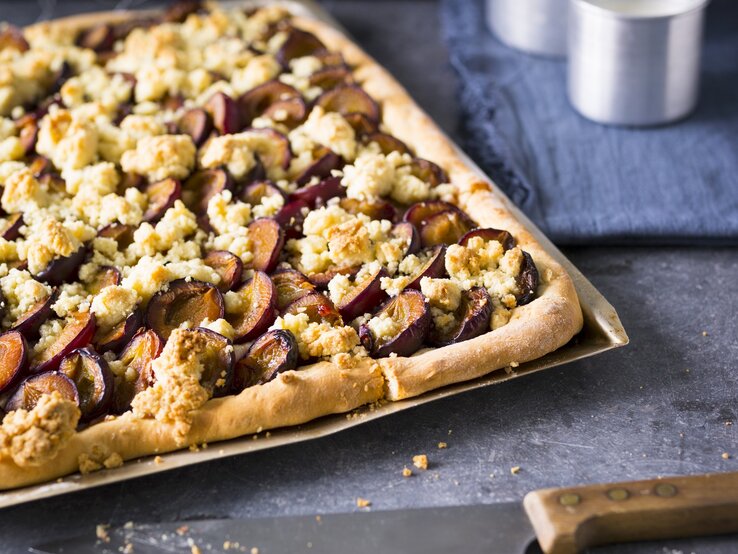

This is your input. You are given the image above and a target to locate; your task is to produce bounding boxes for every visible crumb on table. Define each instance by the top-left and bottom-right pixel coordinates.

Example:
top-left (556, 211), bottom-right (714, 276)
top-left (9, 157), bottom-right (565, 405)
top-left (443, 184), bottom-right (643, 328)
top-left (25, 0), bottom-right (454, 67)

top-left (402, 466), bottom-right (413, 477)
top-left (510, 466), bottom-right (521, 475)
top-left (356, 497), bottom-right (371, 508)
top-left (412, 454), bottom-right (428, 470)
top-left (437, 442), bottom-right (447, 449)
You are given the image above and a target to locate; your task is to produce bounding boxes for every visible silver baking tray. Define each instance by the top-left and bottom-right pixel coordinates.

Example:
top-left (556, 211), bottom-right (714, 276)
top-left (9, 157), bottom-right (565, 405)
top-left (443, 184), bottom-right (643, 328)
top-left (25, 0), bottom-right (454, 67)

top-left (0, 0), bottom-right (627, 509)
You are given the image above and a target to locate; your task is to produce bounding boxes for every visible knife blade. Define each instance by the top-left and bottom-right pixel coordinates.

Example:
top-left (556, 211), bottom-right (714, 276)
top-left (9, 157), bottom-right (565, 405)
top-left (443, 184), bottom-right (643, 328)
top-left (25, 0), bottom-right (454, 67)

top-left (32, 471), bottom-right (738, 554)
top-left (31, 503), bottom-right (539, 554)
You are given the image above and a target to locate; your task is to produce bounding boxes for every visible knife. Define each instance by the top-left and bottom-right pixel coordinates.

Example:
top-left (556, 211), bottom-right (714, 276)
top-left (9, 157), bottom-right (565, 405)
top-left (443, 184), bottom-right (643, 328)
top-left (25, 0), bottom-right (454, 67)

top-left (32, 471), bottom-right (738, 554)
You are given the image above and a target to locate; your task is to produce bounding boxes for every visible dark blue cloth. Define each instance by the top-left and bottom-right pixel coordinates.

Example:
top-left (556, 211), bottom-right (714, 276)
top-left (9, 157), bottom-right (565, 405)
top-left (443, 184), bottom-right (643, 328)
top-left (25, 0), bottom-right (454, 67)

top-left (439, 0), bottom-right (738, 245)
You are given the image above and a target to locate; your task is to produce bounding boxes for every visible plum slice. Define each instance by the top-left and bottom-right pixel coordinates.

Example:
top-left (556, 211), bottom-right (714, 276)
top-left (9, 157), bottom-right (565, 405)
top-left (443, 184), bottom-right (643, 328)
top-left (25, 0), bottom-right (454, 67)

top-left (295, 149), bottom-right (342, 187)
top-left (178, 108), bottom-right (213, 147)
top-left (94, 309), bottom-right (142, 354)
top-left (241, 129), bottom-right (292, 172)
top-left (76, 23), bottom-right (114, 52)
top-left (344, 113), bottom-right (378, 136)
top-left (204, 92), bottom-right (241, 135)
top-left (309, 66), bottom-right (352, 90)
top-left (284, 291), bottom-right (342, 326)
top-left (36, 246), bottom-right (87, 287)
top-left (276, 29), bottom-right (327, 67)
top-left (392, 221), bottom-right (420, 256)
top-left (516, 251), bottom-right (539, 306)
top-left (238, 180), bottom-right (286, 206)
top-left (5, 372), bottom-right (79, 413)
top-left (203, 250), bottom-right (243, 291)
top-left (271, 268), bottom-right (316, 310)
top-left (335, 268), bottom-right (388, 322)
top-left (87, 266), bottom-right (122, 295)
top-left (193, 328), bottom-right (234, 397)
top-left (98, 223), bottom-right (135, 250)
top-left (408, 158), bottom-right (449, 187)
top-left (146, 279), bottom-right (224, 340)
top-left (403, 200), bottom-right (464, 229)
top-left (31, 311), bottom-right (96, 374)
top-left (459, 228), bottom-right (515, 252)
top-left (117, 171), bottom-right (144, 193)
top-left (429, 287), bottom-right (492, 347)
top-left (183, 168), bottom-right (232, 216)
top-left (339, 198), bottom-right (397, 222)
top-left (111, 329), bottom-right (162, 413)
top-left (315, 85), bottom-right (380, 123)
top-left (420, 210), bottom-right (474, 247)
top-left (246, 218), bottom-right (284, 273)
top-left (359, 289), bottom-right (431, 358)
top-left (262, 97), bottom-right (307, 129)
top-left (233, 330), bottom-right (298, 391)
top-left (11, 288), bottom-right (58, 338)
top-left (238, 81), bottom-right (301, 127)
top-left (58, 347), bottom-right (113, 421)
top-left (0, 24), bottom-right (29, 52)
top-left (143, 178), bottom-right (182, 223)
top-left (289, 176), bottom-right (345, 209)
top-left (274, 199), bottom-right (309, 239)
top-left (307, 265), bottom-right (359, 289)
top-left (226, 271), bottom-right (277, 343)
top-left (365, 132), bottom-right (411, 156)
top-left (1, 214), bottom-right (23, 241)
top-left (405, 245), bottom-right (447, 289)
top-left (0, 331), bottom-right (28, 395)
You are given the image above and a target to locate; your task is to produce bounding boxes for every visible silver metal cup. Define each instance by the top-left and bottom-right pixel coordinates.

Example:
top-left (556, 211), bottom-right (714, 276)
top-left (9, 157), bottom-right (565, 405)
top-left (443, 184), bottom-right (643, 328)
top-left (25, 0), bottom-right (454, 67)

top-left (568, 0), bottom-right (710, 126)
top-left (486, 0), bottom-right (569, 57)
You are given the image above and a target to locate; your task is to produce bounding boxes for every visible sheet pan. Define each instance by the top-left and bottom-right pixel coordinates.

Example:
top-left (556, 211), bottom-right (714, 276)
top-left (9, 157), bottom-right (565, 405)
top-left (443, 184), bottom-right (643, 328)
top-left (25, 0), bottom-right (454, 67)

top-left (0, 0), bottom-right (628, 509)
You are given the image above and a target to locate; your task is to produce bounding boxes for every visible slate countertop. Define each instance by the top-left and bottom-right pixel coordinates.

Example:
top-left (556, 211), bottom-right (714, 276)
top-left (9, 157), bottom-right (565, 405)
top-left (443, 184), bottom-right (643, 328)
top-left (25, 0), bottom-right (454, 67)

top-left (3, 1), bottom-right (738, 553)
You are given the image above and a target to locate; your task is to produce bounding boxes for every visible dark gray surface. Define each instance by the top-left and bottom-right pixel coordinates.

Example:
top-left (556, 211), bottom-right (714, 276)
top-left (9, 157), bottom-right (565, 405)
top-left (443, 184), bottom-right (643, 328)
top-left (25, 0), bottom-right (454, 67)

top-left (2, 1), bottom-right (738, 553)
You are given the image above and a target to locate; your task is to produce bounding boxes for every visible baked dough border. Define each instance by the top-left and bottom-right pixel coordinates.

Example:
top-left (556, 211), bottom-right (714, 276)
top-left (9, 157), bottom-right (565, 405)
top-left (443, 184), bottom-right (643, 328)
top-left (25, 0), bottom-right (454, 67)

top-left (0, 5), bottom-right (582, 490)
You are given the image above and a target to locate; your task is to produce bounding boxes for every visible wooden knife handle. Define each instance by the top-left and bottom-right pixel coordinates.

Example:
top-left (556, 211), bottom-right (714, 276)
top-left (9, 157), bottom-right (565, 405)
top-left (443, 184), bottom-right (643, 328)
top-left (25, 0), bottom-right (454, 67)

top-left (523, 471), bottom-right (738, 554)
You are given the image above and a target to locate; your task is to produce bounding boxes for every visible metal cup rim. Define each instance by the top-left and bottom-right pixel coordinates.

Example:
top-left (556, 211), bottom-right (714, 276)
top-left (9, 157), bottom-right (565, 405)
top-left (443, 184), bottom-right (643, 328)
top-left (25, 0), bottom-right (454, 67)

top-left (571, 0), bottom-right (711, 21)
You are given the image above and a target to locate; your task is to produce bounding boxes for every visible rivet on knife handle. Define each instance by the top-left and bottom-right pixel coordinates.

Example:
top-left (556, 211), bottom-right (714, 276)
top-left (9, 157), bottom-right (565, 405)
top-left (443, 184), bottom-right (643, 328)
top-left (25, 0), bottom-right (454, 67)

top-left (522, 471), bottom-right (738, 554)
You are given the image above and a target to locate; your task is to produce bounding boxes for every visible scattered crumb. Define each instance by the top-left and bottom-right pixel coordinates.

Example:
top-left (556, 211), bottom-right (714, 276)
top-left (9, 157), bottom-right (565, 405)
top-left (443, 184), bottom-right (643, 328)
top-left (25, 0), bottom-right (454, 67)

top-left (176, 525), bottom-right (189, 536)
top-left (123, 521), bottom-right (134, 529)
top-left (489, 473), bottom-right (495, 479)
top-left (251, 548), bottom-right (260, 554)
top-left (265, 432), bottom-right (272, 438)
top-left (447, 429), bottom-right (452, 435)
top-left (510, 466), bottom-right (521, 475)
top-left (702, 331), bottom-right (708, 336)
top-left (453, 479), bottom-right (459, 486)
top-left (154, 456), bottom-right (164, 465)
top-left (413, 454), bottom-right (428, 470)
top-left (96, 524), bottom-right (110, 543)
top-left (402, 466), bottom-right (413, 477)
top-left (122, 543), bottom-right (134, 554)
top-left (219, 449), bottom-right (225, 455)
top-left (509, 361), bottom-right (519, 368)
top-left (191, 546), bottom-right (201, 554)
top-left (726, 421), bottom-right (733, 426)
top-left (188, 444), bottom-right (199, 452)
top-left (315, 515), bottom-right (322, 523)
top-left (356, 497), bottom-right (371, 508)
top-left (307, 542), bottom-right (313, 548)
top-left (437, 442), bottom-right (447, 449)
top-left (201, 442), bottom-right (208, 449)
top-left (722, 452), bottom-right (731, 460)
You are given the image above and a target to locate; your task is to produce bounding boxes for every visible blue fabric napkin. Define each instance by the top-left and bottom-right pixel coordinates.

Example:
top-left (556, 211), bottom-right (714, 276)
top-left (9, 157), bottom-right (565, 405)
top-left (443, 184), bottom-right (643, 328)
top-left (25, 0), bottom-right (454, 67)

top-left (439, 0), bottom-right (738, 245)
